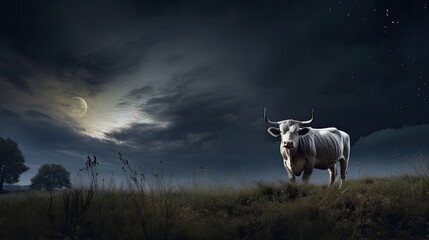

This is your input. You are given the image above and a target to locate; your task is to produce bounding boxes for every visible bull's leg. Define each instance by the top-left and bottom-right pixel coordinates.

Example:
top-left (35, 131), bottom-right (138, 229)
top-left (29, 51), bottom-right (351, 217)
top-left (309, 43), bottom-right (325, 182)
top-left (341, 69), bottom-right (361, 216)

top-left (287, 168), bottom-right (296, 183)
top-left (339, 158), bottom-right (348, 189)
top-left (283, 159), bottom-right (295, 183)
top-left (327, 165), bottom-right (337, 187)
top-left (302, 158), bottom-right (315, 183)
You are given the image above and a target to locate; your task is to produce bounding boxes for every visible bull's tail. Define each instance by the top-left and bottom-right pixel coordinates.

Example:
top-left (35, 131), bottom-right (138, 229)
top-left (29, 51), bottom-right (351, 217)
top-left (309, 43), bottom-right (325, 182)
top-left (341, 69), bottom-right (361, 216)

top-left (339, 134), bottom-right (350, 189)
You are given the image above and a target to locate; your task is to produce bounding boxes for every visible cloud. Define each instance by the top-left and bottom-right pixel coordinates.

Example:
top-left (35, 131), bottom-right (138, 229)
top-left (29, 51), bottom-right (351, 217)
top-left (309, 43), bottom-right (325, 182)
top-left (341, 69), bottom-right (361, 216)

top-left (64, 37), bottom-right (156, 87)
top-left (124, 86), bottom-right (153, 100)
top-left (0, 0), bottom-right (168, 98)
top-left (0, 53), bottom-right (37, 94)
top-left (108, 90), bottom-right (240, 153)
top-left (105, 63), bottom-right (260, 153)
top-left (24, 109), bottom-right (53, 120)
top-left (352, 124), bottom-right (429, 161)
top-left (164, 54), bottom-right (184, 66)
top-left (0, 107), bottom-right (123, 160)
top-left (0, 107), bottom-right (22, 124)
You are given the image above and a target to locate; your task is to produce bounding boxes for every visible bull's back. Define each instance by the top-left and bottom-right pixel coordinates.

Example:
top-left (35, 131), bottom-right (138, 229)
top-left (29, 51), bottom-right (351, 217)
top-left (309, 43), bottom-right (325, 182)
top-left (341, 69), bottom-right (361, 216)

top-left (312, 128), bottom-right (347, 169)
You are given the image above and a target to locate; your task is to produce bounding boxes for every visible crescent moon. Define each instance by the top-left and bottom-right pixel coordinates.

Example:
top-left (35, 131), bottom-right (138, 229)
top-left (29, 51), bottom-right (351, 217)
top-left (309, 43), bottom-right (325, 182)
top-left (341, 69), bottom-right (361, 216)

top-left (67, 97), bottom-right (88, 118)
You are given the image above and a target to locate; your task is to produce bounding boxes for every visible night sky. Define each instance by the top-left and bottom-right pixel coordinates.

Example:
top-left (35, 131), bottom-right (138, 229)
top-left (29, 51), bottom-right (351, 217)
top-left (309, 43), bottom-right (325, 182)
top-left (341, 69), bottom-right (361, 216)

top-left (1, 0), bottom-right (428, 186)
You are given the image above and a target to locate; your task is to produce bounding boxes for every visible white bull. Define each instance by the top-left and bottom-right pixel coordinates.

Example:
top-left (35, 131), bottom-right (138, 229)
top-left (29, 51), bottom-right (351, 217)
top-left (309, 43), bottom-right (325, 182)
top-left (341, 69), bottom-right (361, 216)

top-left (264, 108), bottom-right (350, 189)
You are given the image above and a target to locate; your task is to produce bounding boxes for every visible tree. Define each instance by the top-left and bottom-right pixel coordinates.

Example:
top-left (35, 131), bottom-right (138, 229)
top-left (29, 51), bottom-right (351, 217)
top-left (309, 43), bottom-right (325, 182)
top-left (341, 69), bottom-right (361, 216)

top-left (0, 137), bottom-right (29, 192)
top-left (31, 164), bottom-right (71, 190)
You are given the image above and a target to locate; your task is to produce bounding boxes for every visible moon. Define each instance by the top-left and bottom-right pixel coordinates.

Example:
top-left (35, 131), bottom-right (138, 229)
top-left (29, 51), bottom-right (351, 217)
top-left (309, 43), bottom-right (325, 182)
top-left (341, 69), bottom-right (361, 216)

top-left (67, 97), bottom-right (88, 118)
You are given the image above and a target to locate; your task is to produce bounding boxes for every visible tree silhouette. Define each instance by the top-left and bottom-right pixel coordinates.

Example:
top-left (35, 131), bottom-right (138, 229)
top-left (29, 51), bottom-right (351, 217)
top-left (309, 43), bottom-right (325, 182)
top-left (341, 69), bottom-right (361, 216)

top-left (31, 164), bottom-right (71, 190)
top-left (0, 137), bottom-right (29, 192)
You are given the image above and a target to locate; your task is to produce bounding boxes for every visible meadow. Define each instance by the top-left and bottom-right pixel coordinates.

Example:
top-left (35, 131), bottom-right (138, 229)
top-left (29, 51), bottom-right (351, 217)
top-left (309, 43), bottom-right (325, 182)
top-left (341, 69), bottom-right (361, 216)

top-left (1, 174), bottom-right (428, 239)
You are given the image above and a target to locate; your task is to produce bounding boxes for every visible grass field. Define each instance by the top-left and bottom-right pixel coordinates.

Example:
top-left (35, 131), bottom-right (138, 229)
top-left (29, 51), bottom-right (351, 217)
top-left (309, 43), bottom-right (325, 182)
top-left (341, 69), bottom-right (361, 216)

top-left (1, 175), bottom-right (428, 239)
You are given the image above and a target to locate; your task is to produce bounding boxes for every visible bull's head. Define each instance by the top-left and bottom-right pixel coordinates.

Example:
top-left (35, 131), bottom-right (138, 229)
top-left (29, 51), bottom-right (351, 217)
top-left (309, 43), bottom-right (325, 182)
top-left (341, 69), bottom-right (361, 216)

top-left (264, 108), bottom-right (314, 150)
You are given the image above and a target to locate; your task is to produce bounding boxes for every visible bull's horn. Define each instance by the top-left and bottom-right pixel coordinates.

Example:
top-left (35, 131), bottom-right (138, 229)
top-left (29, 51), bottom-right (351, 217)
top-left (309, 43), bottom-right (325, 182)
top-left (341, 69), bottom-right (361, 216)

top-left (264, 107), bottom-right (279, 126)
top-left (300, 109), bottom-right (314, 125)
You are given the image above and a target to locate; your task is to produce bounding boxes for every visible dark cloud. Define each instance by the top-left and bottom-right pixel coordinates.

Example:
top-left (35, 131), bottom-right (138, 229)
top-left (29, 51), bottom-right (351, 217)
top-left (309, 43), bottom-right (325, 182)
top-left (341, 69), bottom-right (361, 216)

top-left (0, 107), bottom-right (22, 122)
top-left (0, 56), bottom-right (33, 93)
top-left (116, 102), bottom-right (132, 108)
top-left (63, 38), bottom-right (156, 87)
top-left (345, 124), bottom-right (429, 179)
top-left (168, 65), bottom-right (213, 90)
top-left (240, 0), bottom-right (429, 144)
top-left (109, 91), bottom-right (240, 153)
top-left (1, 108), bottom-right (93, 152)
top-left (0, 0), bottom-right (163, 95)
top-left (24, 110), bottom-right (53, 120)
top-left (353, 124), bottom-right (429, 161)
top-left (164, 54), bottom-right (184, 66)
top-left (125, 86), bottom-right (153, 99)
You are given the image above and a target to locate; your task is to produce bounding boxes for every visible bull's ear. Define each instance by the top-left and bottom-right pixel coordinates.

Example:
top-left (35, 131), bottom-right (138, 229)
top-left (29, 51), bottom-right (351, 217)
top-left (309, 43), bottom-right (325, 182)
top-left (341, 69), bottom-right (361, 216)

top-left (298, 127), bottom-right (310, 136)
top-left (267, 127), bottom-right (280, 137)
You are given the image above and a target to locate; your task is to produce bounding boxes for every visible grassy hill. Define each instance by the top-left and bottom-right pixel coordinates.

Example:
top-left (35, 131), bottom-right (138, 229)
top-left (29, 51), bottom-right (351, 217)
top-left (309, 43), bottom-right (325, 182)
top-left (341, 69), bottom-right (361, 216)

top-left (0, 176), bottom-right (428, 239)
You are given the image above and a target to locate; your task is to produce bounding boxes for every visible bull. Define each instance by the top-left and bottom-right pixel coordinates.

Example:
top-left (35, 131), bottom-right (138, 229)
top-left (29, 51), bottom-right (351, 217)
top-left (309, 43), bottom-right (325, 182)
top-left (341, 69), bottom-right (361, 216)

top-left (264, 108), bottom-right (350, 189)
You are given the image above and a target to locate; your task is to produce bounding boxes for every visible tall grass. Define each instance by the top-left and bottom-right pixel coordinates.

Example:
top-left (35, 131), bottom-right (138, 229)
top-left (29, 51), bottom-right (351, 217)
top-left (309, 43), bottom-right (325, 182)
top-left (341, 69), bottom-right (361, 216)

top-left (1, 152), bottom-right (429, 239)
top-left (118, 152), bottom-right (175, 240)
top-left (1, 176), bottom-right (428, 239)
top-left (409, 151), bottom-right (429, 177)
